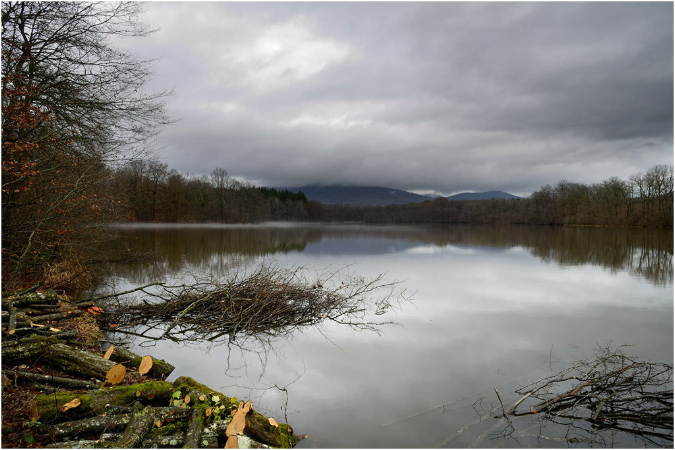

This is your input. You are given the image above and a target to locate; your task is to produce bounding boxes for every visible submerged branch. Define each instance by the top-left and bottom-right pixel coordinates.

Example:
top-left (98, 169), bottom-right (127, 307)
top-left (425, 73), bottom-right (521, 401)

top-left (499, 344), bottom-right (673, 446)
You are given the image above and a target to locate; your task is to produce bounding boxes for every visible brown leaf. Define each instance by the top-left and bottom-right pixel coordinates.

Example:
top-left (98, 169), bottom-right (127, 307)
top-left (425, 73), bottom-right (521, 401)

top-left (155, 420), bottom-right (162, 428)
top-left (103, 346), bottom-right (114, 360)
top-left (29, 400), bottom-right (40, 421)
top-left (225, 435), bottom-right (238, 449)
top-left (268, 418), bottom-right (278, 427)
top-left (147, 391), bottom-right (156, 400)
top-left (105, 364), bottom-right (126, 386)
top-left (184, 395), bottom-right (191, 404)
top-left (138, 355), bottom-right (153, 375)
top-left (60, 398), bottom-right (81, 412)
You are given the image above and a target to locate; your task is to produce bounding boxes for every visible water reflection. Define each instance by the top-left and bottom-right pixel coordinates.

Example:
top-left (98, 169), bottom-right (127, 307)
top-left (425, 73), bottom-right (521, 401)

top-left (102, 224), bottom-right (673, 286)
top-left (94, 223), bottom-right (673, 448)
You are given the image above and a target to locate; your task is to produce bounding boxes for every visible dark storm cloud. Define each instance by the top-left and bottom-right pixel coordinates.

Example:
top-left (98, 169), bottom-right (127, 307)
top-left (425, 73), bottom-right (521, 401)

top-left (135, 2), bottom-right (673, 197)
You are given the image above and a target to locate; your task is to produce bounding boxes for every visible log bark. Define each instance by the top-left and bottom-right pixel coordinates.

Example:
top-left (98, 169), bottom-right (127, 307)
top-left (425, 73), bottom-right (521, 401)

top-left (28, 310), bottom-right (83, 323)
top-left (3, 328), bottom-right (77, 340)
top-left (45, 343), bottom-right (115, 380)
top-left (2, 297), bottom-right (17, 332)
top-left (2, 291), bottom-right (59, 307)
top-left (114, 405), bottom-right (157, 448)
top-left (1, 335), bottom-right (59, 364)
top-left (52, 413), bottom-right (131, 438)
top-left (3, 370), bottom-right (99, 390)
top-left (183, 407), bottom-right (205, 448)
top-left (141, 435), bottom-right (185, 448)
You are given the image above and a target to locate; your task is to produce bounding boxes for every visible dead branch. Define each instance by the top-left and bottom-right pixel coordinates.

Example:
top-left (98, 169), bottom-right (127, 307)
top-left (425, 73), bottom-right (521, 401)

top-left (501, 345), bottom-right (673, 446)
top-left (102, 262), bottom-right (410, 346)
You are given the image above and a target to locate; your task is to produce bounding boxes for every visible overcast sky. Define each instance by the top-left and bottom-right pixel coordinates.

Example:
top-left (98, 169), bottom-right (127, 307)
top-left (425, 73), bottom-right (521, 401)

top-left (131, 2), bottom-right (673, 197)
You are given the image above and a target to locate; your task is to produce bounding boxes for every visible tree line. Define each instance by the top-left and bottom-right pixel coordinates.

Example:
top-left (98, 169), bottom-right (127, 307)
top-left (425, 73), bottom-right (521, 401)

top-left (107, 161), bottom-right (321, 224)
top-left (107, 161), bottom-right (673, 229)
top-left (316, 165), bottom-right (673, 228)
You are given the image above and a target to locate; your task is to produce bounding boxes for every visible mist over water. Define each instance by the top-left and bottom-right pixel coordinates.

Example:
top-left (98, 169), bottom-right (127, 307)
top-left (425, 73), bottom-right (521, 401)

top-left (97, 224), bottom-right (673, 448)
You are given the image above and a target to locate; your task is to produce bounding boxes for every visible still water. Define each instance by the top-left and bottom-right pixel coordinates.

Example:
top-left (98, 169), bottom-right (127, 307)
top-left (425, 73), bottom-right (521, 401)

top-left (97, 224), bottom-right (673, 448)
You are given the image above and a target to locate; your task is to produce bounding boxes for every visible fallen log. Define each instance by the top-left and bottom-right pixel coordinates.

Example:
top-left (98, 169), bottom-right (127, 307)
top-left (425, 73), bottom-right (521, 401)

top-left (114, 405), bottom-right (157, 448)
top-left (36, 381), bottom-right (176, 422)
top-left (2, 291), bottom-right (59, 307)
top-left (2, 335), bottom-right (60, 365)
top-left (28, 310), bottom-right (83, 323)
top-left (2, 335), bottom-right (118, 381)
top-left (3, 370), bottom-right (99, 391)
top-left (46, 343), bottom-right (115, 381)
top-left (2, 328), bottom-right (78, 341)
top-left (52, 412), bottom-right (131, 438)
top-left (106, 346), bottom-right (175, 378)
top-left (2, 297), bottom-right (18, 333)
top-left (183, 407), bottom-right (205, 448)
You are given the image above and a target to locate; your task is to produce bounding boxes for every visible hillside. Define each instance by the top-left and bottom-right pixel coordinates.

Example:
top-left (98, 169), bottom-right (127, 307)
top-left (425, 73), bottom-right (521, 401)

top-left (446, 191), bottom-right (521, 201)
top-left (284, 186), bottom-right (519, 206)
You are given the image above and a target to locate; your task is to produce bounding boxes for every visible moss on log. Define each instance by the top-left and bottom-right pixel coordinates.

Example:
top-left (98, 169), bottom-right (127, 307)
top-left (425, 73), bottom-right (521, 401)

top-left (2, 291), bottom-right (59, 307)
top-left (2, 335), bottom-right (60, 364)
top-left (36, 381), bottom-right (175, 422)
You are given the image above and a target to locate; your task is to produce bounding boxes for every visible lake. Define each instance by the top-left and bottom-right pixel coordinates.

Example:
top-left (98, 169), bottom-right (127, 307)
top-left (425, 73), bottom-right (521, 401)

top-left (96, 223), bottom-right (673, 448)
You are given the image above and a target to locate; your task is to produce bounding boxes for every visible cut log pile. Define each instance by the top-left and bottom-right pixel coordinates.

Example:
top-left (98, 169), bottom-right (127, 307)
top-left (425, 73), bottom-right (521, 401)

top-left (24, 377), bottom-right (299, 448)
top-left (2, 290), bottom-right (96, 337)
top-left (1, 290), bottom-right (301, 448)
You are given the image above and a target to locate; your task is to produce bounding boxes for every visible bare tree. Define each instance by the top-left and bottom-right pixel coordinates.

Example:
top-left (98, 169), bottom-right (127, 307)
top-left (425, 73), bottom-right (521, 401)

top-left (2, 2), bottom-right (171, 285)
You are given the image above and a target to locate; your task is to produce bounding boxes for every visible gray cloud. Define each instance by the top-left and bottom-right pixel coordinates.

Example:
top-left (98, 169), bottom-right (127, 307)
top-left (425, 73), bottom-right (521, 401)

top-left (134, 2), bottom-right (673, 197)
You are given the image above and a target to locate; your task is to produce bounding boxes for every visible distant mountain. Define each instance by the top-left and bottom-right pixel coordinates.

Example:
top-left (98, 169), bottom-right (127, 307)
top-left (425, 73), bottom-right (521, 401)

top-left (282, 186), bottom-right (520, 206)
top-left (446, 191), bottom-right (520, 201)
top-left (283, 186), bottom-right (430, 206)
